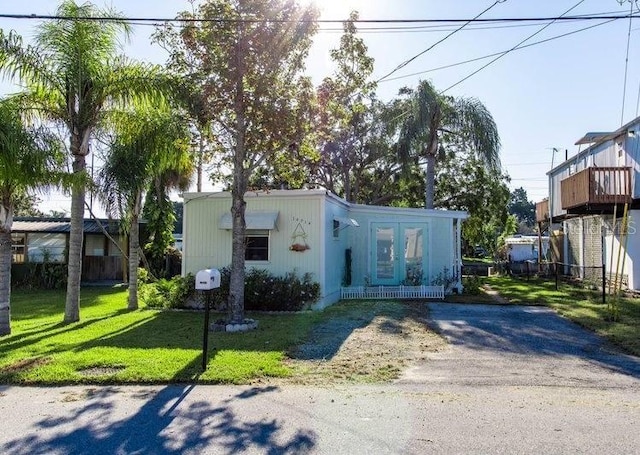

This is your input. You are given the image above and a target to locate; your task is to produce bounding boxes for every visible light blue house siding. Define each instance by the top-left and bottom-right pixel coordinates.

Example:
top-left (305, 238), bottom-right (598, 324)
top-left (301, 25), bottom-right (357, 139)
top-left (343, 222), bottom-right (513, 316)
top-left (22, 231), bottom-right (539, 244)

top-left (182, 190), bottom-right (467, 308)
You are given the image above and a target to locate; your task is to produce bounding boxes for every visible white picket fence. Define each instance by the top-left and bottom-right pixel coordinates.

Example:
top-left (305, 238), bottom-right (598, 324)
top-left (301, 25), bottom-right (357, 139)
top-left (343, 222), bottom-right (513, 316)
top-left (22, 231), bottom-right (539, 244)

top-left (340, 285), bottom-right (445, 300)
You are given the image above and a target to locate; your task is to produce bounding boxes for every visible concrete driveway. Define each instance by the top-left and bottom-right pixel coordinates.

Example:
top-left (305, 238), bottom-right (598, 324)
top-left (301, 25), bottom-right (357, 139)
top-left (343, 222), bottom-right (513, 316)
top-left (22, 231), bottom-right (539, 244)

top-left (401, 303), bottom-right (640, 387)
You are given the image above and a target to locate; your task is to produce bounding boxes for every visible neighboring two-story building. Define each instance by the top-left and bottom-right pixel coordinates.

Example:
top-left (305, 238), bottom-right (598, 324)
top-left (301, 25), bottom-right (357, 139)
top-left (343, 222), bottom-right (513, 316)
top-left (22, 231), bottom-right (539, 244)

top-left (536, 116), bottom-right (640, 289)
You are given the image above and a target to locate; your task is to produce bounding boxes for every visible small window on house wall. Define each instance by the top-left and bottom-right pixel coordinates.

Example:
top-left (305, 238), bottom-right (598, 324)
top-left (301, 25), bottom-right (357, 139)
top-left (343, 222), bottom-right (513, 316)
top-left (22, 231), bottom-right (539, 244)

top-left (333, 220), bottom-right (340, 239)
top-left (85, 234), bottom-right (105, 256)
top-left (11, 233), bottom-right (26, 263)
top-left (245, 230), bottom-right (269, 261)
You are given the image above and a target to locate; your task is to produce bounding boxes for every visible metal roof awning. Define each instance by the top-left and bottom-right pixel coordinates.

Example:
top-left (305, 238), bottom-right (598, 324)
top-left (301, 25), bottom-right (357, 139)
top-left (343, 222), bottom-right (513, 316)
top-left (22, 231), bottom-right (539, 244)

top-left (333, 216), bottom-right (359, 227)
top-left (218, 211), bottom-right (279, 230)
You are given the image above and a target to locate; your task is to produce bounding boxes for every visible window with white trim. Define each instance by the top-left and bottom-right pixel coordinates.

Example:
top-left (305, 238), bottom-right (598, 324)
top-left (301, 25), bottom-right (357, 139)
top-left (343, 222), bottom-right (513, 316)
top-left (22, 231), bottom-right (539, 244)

top-left (245, 230), bottom-right (269, 261)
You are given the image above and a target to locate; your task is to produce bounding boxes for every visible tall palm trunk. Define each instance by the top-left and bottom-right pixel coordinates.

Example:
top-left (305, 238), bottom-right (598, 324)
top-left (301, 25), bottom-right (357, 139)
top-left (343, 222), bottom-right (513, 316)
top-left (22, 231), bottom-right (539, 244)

top-left (64, 148), bottom-right (86, 323)
top-left (0, 228), bottom-right (11, 336)
top-left (424, 109), bottom-right (441, 210)
top-left (425, 152), bottom-right (436, 210)
top-left (128, 194), bottom-right (141, 310)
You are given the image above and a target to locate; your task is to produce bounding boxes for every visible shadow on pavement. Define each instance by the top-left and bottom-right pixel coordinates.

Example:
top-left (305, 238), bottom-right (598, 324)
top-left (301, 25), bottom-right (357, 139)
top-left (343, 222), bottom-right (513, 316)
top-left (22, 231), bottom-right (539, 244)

top-left (1, 384), bottom-right (316, 454)
top-left (429, 303), bottom-right (640, 380)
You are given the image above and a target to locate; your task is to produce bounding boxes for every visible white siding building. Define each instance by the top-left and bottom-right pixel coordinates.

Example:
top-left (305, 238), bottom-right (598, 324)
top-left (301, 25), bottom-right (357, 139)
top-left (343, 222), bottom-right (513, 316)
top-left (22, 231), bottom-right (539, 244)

top-left (182, 190), bottom-right (467, 308)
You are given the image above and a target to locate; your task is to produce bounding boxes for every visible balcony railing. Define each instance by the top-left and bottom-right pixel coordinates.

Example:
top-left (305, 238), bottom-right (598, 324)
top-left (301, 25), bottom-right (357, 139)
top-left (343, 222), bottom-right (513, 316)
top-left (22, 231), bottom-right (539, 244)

top-left (535, 199), bottom-right (549, 222)
top-left (560, 167), bottom-right (631, 210)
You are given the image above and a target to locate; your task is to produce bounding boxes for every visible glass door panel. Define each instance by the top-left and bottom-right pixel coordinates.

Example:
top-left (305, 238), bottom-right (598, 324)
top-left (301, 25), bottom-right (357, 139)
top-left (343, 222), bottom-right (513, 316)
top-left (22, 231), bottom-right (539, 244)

top-left (403, 227), bottom-right (424, 285)
top-left (373, 225), bottom-right (397, 284)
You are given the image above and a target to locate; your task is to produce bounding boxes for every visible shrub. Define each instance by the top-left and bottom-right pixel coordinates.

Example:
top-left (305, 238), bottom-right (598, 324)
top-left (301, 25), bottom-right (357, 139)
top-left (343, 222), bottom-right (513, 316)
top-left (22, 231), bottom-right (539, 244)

top-left (462, 275), bottom-right (484, 295)
top-left (12, 262), bottom-right (67, 290)
top-left (139, 273), bottom-right (195, 309)
top-left (142, 267), bottom-right (320, 312)
top-left (213, 267), bottom-right (320, 312)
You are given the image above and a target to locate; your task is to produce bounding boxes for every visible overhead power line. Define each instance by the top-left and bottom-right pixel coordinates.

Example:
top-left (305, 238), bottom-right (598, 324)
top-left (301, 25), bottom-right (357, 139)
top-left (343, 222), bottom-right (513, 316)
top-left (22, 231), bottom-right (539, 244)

top-left (441, 0), bottom-right (589, 94)
top-left (379, 17), bottom-right (617, 83)
top-left (0, 12), bottom-right (638, 24)
top-left (375, 0), bottom-right (507, 83)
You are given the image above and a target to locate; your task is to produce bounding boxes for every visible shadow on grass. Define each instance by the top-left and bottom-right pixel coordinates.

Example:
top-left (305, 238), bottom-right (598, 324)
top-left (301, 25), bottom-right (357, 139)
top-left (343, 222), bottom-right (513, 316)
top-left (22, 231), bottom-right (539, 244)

top-left (0, 309), bottom-right (131, 354)
top-left (1, 380), bottom-right (316, 455)
top-left (10, 287), bottom-right (126, 321)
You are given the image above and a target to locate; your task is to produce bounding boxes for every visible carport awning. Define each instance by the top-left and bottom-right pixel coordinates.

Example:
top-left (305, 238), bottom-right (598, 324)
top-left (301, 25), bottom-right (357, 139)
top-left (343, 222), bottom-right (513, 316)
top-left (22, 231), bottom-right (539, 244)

top-left (218, 211), bottom-right (279, 230)
top-left (334, 216), bottom-right (360, 227)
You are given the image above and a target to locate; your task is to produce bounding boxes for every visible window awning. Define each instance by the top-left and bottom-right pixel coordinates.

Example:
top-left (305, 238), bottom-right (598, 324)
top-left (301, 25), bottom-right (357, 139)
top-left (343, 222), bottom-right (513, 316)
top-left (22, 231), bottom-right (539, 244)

top-left (219, 211), bottom-right (279, 230)
top-left (334, 216), bottom-right (360, 227)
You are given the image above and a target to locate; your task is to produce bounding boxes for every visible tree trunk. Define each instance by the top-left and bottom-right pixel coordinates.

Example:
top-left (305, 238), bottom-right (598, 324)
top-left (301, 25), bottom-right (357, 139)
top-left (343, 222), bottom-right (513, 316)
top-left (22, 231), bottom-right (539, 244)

top-left (64, 149), bottom-right (86, 323)
top-left (228, 36), bottom-right (247, 324)
top-left (0, 228), bottom-right (12, 336)
top-left (424, 111), bottom-right (441, 210)
top-left (425, 153), bottom-right (436, 210)
top-left (128, 198), bottom-right (140, 310)
top-left (197, 134), bottom-right (204, 192)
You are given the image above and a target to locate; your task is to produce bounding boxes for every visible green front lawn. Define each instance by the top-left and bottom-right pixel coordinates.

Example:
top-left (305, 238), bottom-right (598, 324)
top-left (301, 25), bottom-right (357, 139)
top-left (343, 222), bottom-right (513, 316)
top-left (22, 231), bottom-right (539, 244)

top-left (1, 288), bottom-right (321, 385)
top-left (485, 276), bottom-right (640, 356)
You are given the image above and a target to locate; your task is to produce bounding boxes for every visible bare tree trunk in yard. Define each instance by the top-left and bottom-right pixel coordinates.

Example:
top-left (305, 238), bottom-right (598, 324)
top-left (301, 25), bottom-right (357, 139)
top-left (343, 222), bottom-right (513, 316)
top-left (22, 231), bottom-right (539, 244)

top-left (0, 228), bottom-right (12, 336)
top-left (65, 145), bottom-right (87, 323)
top-left (128, 196), bottom-right (141, 310)
top-left (228, 108), bottom-right (247, 323)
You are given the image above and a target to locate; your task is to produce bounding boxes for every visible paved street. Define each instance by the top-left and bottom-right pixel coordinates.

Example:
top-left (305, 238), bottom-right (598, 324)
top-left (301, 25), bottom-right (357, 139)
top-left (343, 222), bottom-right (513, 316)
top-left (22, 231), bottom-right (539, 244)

top-left (1, 304), bottom-right (639, 454)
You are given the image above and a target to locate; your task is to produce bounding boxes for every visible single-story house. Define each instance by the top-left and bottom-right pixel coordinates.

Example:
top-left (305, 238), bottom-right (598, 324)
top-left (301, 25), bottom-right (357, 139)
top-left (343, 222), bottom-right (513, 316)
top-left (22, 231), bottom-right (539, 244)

top-left (11, 217), bottom-right (128, 282)
top-left (181, 190), bottom-right (468, 308)
top-left (505, 235), bottom-right (550, 262)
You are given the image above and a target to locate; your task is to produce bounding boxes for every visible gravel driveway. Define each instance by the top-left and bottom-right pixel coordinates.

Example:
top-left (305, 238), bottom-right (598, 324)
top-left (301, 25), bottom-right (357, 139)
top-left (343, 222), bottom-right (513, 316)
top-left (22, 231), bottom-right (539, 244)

top-left (400, 303), bottom-right (640, 388)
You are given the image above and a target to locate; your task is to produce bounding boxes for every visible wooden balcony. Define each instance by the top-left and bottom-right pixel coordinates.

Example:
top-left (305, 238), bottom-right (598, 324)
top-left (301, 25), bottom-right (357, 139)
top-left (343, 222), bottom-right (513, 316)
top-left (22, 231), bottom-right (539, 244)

top-left (535, 199), bottom-right (549, 222)
top-left (560, 167), bottom-right (632, 211)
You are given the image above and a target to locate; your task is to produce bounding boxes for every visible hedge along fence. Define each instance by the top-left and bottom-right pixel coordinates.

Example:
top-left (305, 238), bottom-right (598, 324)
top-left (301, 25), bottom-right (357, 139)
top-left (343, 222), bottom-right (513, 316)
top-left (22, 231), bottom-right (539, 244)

top-left (139, 267), bottom-right (320, 312)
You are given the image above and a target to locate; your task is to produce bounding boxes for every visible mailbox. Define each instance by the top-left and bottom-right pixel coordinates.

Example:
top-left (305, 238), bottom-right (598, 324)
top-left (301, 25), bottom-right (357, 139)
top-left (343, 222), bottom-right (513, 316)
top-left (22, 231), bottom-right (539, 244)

top-left (195, 268), bottom-right (221, 290)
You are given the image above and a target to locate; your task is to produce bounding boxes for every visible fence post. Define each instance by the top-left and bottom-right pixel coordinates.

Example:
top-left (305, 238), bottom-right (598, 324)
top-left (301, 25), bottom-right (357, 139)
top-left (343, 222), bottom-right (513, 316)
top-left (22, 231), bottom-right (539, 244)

top-left (526, 261), bottom-right (530, 281)
top-left (601, 225), bottom-right (606, 305)
top-left (555, 262), bottom-right (559, 291)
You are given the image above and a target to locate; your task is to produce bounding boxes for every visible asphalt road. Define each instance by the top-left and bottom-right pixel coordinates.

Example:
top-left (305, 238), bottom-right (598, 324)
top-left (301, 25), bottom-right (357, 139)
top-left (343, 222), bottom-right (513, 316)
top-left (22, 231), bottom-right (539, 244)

top-left (1, 304), bottom-right (639, 455)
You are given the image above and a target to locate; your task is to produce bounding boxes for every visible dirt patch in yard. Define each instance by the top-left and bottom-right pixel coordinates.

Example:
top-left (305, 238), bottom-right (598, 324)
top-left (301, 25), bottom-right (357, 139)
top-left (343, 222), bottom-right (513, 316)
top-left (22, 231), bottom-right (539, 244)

top-left (266, 301), bottom-right (446, 385)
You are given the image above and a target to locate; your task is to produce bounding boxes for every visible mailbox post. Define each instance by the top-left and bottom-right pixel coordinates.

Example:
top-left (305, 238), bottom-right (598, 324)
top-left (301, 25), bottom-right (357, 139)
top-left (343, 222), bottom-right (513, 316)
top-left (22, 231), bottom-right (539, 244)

top-left (195, 269), bottom-right (221, 370)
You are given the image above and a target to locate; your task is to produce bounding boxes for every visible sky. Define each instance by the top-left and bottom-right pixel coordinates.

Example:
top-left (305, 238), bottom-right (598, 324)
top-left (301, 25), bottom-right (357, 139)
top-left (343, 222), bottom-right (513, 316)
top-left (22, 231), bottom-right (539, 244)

top-left (1, 0), bottom-right (640, 215)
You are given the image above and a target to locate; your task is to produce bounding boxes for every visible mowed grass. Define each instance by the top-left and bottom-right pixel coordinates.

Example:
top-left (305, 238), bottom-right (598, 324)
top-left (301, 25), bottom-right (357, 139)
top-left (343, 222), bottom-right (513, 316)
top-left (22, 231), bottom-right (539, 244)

top-left (0, 287), bottom-right (322, 385)
top-left (486, 275), bottom-right (640, 356)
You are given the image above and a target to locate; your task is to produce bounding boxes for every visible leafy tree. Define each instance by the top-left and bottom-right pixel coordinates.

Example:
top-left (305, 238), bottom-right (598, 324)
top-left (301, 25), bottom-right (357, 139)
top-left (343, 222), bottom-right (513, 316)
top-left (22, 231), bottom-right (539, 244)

top-left (508, 187), bottom-right (536, 228)
top-left (0, 98), bottom-right (65, 336)
top-left (98, 105), bottom-right (192, 310)
top-left (0, 1), bottom-right (175, 323)
top-left (142, 171), bottom-right (190, 277)
top-left (398, 80), bottom-right (501, 209)
top-left (159, 0), bottom-right (319, 323)
top-left (435, 152), bottom-right (510, 254)
top-left (309, 11), bottom-right (377, 202)
top-left (13, 192), bottom-right (44, 217)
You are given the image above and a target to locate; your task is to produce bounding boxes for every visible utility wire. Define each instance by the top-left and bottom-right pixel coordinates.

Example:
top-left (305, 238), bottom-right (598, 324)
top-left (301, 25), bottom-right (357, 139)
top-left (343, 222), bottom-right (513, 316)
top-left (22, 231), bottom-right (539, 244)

top-left (379, 17), bottom-right (617, 83)
top-left (441, 0), bottom-right (588, 94)
top-left (621, 0), bottom-right (634, 125)
top-left (0, 12), bottom-right (637, 24)
top-left (375, 0), bottom-right (507, 83)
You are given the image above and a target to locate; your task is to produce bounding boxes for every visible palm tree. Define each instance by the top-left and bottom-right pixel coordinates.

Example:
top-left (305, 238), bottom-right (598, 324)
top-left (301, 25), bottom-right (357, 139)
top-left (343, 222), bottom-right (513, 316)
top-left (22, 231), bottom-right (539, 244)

top-left (0, 98), bottom-right (65, 336)
top-left (0, 1), bottom-right (174, 322)
top-left (98, 105), bottom-right (192, 310)
top-left (399, 80), bottom-right (501, 209)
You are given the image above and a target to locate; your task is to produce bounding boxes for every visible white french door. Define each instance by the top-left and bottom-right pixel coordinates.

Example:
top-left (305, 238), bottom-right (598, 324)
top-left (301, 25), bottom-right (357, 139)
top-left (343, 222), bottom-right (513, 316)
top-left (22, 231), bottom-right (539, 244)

top-left (371, 223), bottom-right (428, 285)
